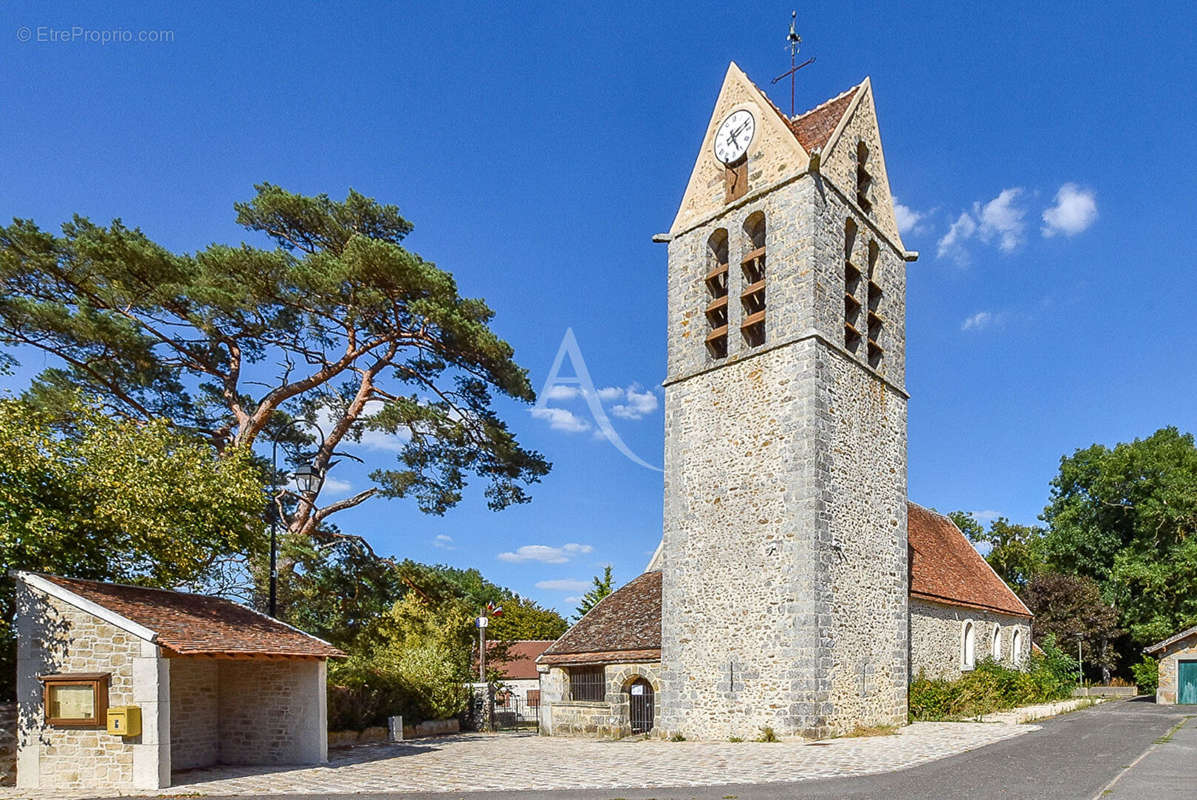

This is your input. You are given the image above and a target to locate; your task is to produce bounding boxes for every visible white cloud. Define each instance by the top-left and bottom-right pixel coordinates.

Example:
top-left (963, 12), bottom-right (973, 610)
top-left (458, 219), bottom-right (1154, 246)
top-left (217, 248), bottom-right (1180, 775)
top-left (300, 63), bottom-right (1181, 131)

top-left (975, 188), bottom-right (1027, 252)
top-left (563, 595), bottom-right (582, 604)
top-left (595, 386), bottom-right (624, 402)
top-left (433, 534), bottom-right (455, 550)
top-left (610, 385), bottom-right (659, 420)
top-left (893, 198), bottom-right (927, 235)
top-left (498, 543), bottom-right (594, 564)
top-left (961, 311), bottom-right (1007, 332)
top-left (1042, 183), bottom-right (1097, 237)
top-left (544, 385), bottom-right (580, 401)
top-left (530, 406), bottom-right (590, 433)
top-left (936, 188), bottom-right (1026, 262)
top-left (973, 509), bottom-right (1002, 523)
top-left (535, 579), bottom-right (591, 592)
top-left (936, 211), bottom-right (978, 262)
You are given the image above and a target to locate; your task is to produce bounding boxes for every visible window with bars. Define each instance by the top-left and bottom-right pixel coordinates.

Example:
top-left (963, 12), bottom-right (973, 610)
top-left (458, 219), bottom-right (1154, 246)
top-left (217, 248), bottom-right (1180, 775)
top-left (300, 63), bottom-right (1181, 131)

top-left (705, 229), bottom-right (729, 359)
top-left (844, 218), bottom-right (862, 352)
top-left (741, 212), bottom-right (766, 348)
top-left (856, 141), bottom-right (873, 214)
top-left (568, 666), bottom-right (606, 702)
top-left (866, 240), bottom-right (883, 368)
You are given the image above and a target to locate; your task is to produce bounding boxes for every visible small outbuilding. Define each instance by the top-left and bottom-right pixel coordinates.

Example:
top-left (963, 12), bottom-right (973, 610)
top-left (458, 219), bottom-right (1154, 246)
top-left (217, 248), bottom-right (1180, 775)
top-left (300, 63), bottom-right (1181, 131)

top-left (1145, 626), bottom-right (1197, 705)
top-left (12, 571), bottom-right (344, 793)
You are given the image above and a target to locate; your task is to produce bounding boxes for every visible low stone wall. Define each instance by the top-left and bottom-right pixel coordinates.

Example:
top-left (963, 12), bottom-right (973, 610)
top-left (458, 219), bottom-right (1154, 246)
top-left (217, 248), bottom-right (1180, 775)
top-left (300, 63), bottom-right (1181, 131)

top-left (978, 696), bottom-right (1102, 724)
top-left (541, 701), bottom-right (614, 736)
top-left (1, 703), bottom-right (16, 786)
top-left (1073, 686), bottom-right (1137, 698)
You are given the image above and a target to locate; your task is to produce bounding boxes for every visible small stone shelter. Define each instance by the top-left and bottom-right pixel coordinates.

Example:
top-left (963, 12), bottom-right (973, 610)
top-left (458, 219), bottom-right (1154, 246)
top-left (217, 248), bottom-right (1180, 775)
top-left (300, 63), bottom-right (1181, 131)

top-left (1145, 626), bottom-right (1197, 705)
top-left (12, 571), bottom-right (344, 792)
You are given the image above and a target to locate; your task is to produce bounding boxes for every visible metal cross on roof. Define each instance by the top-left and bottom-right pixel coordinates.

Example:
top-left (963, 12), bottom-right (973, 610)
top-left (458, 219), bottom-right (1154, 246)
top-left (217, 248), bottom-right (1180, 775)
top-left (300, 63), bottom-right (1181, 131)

top-left (771, 10), bottom-right (816, 117)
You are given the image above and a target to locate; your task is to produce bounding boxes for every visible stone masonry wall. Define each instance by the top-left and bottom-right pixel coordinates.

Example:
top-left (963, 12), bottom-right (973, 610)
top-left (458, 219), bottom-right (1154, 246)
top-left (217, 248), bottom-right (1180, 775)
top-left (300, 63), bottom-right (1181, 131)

top-left (1154, 638), bottom-right (1197, 705)
top-left (14, 584), bottom-right (146, 790)
top-left (909, 599), bottom-right (1032, 681)
top-left (662, 125), bottom-right (909, 737)
top-left (0, 703), bottom-right (15, 786)
top-left (218, 659), bottom-right (326, 764)
top-left (539, 664), bottom-right (660, 738)
top-left (169, 658), bottom-right (219, 769)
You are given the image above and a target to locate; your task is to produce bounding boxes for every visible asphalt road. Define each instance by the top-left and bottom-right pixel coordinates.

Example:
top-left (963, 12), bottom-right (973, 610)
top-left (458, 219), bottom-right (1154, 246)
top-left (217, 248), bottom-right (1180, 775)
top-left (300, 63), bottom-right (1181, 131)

top-left (124, 699), bottom-right (1193, 800)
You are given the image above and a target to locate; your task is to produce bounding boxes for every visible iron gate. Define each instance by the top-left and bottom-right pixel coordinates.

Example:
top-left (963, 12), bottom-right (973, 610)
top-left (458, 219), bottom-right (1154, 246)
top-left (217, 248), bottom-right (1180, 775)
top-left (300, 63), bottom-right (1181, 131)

top-left (629, 678), bottom-right (654, 734)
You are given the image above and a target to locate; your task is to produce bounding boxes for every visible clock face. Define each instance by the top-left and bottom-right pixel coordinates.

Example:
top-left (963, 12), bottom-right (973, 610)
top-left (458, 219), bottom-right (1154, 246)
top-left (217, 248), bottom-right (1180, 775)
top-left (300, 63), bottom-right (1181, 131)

top-left (713, 109), bottom-right (756, 164)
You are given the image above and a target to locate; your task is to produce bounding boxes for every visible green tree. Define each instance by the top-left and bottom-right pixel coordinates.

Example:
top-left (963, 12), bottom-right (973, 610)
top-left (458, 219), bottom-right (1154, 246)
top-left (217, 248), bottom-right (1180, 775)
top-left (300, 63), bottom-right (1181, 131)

top-left (575, 565), bottom-right (614, 620)
top-left (950, 512), bottom-right (1046, 591)
top-left (0, 394), bottom-right (266, 699)
top-left (1021, 572), bottom-right (1121, 682)
top-left (1042, 427), bottom-right (1197, 649)
top-left (0, 185), bottom-right (550, 609)
top-left (488, 596), bottom-right (568, 641)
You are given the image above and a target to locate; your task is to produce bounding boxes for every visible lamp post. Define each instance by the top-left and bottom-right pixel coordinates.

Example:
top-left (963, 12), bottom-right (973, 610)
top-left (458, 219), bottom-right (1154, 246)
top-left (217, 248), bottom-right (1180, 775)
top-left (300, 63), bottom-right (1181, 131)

top-left (475, 614), bottom-right (493, 731)
top-left (268, 459), bottom-right (321, 618)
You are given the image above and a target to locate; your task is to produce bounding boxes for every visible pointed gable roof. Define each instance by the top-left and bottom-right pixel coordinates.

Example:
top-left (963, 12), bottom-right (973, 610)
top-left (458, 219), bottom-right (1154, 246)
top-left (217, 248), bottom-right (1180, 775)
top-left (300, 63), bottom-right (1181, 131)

top-left (538, 571), bottom-right (661, 666)
top-left (789, 83), bottom-right (863, 153)
top-left (907, 504), bottom-right (1032, 618)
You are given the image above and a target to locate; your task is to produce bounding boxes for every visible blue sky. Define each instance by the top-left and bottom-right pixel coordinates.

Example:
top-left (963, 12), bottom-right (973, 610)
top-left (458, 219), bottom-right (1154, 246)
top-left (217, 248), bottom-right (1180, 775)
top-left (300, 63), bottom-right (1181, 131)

top-left (2, 2), bottom-right (1194, 614)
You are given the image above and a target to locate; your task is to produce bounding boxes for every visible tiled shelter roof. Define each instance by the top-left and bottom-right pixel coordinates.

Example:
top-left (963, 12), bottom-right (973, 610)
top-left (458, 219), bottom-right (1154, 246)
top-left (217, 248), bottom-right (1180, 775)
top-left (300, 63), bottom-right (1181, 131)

top-left (29, 573), bottom-right (345, 658)
top-left (788, 84), bottom-right (862, 152)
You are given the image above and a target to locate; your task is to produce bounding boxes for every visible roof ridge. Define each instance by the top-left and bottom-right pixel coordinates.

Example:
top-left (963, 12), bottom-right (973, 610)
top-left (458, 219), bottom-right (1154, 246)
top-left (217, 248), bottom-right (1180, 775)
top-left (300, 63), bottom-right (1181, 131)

top-left (791, 80), bottom-right (864, 122)
top-left (40, 572), bottom-right (233, 603)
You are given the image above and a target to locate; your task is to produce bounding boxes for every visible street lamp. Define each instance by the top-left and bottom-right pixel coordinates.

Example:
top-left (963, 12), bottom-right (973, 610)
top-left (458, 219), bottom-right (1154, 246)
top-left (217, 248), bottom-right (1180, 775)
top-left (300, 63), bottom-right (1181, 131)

top-left (293, 464), bottom-right (322, 495)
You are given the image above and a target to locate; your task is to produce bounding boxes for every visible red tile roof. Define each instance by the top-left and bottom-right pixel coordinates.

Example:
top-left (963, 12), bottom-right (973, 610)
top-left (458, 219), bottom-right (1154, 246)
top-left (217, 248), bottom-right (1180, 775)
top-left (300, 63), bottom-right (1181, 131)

top-left (907, 504), bottom-right (1032, 618)
top-left (789, 84), bottom-right (862, 152)
top-left (538, 571), bottom-right (661, 665)
top-left (35, 574), bottom-right (345, 658)
top-left (479, 640), bottom-right (554, 680)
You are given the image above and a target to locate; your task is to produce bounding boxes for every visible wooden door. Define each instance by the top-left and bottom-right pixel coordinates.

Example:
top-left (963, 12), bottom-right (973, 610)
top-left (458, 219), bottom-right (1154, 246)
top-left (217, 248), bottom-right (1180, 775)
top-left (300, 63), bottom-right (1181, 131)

top-left (1179, 660), bottom-right (1197, 704)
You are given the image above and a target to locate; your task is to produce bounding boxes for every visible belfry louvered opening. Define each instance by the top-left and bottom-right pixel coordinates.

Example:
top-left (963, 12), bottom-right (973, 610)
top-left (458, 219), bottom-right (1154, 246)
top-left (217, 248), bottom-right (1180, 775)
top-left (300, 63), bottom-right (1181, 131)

top-left (704, 229), bottom-right (729, 359)
top-left (741, 212), bottom-right (766, 348)
top-left (844, 218), bottom-right (862, 352)
top-left (866, 239), bottom-right (883, 368)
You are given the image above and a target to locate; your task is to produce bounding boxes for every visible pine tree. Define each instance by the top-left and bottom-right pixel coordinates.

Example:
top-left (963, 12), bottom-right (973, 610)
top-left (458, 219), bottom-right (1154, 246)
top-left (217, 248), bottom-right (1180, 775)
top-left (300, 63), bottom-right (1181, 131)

top-left (574, 566), bottom-right (614, 621)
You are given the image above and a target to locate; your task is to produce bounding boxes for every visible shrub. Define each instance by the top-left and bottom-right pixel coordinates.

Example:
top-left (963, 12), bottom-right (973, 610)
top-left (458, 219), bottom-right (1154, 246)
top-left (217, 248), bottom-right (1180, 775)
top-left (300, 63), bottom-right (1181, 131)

top-left (909, 643), bottom-right (1078, 722)
top-left (1131, 657), bottom-right (1159, 695)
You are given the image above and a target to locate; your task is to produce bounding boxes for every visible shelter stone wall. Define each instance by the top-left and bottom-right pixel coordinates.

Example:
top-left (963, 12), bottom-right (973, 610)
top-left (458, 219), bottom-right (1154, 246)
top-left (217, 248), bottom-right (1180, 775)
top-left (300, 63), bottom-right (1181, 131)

top-left (538, 663), bottom-right (660, 738)
top-left (1153, 637), bottom-right (1197, 705)
top-left (0, 703), bottom-right (15, 786)
top-left (13, 584), bottom-right (165, 791)
top-left (909, 598), bottom-right (1031, 681)
top-left (218, 659), bottom-right (327, 764)
top-left (169, 658), bottom-right (219, 769)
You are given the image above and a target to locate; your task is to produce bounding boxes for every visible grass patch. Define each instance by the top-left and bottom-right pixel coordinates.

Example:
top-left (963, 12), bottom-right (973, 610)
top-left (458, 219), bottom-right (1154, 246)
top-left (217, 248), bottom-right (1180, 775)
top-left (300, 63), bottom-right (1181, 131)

top-left (756, 726), bottom-right (779, 742)
top-left (727, 736), bottom-right (744, 742)
top-left (669, 732), bottom-right (686, 742)
top-left (1154, 717), bottom-right (1192, 744)
top-left (838, 724), bottom-right (898, 738)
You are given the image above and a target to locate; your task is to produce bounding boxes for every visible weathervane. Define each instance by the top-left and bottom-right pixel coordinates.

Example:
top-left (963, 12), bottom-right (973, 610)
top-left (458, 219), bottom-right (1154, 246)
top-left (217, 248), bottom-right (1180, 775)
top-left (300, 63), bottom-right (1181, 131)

top-left (771, 10), bottom-right (816, 117)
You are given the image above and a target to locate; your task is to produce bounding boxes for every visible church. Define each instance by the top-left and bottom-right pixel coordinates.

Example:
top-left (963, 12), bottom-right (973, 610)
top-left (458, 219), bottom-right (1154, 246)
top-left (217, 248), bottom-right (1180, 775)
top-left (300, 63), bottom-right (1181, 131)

top-left (535, 63), bottom-right (1032, 740)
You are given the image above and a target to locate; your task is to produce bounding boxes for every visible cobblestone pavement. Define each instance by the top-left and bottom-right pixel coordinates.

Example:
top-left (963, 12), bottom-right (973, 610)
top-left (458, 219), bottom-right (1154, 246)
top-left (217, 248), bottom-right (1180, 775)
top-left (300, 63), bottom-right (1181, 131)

top-left (0, 721), bottom-right (1035, 798)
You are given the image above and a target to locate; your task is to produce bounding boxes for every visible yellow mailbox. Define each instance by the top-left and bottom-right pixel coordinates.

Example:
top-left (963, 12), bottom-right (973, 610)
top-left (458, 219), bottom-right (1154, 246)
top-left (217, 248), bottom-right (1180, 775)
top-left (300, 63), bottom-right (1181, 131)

top-left (106, 705), bottom-right (141, 737)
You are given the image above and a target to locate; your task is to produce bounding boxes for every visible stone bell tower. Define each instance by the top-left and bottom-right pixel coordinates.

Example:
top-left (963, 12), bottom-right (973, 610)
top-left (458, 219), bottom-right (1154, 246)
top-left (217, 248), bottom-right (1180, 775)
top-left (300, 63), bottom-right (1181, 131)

top-left (656, 63), bottom-right (916, 739)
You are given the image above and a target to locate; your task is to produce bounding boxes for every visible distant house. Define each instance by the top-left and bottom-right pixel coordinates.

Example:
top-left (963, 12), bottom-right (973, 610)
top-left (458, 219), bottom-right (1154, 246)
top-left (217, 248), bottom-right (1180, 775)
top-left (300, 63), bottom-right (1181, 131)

top-left (472, 640), bottom-right (553, 724)
top-left (1145, 626), bottom-right (1197, 704)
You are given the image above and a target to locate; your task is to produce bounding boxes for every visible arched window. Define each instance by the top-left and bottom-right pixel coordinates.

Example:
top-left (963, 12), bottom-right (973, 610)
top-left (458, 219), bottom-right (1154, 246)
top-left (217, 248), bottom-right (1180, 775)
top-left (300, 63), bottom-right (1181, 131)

top-left (992, 625), bottom-right (1002, 661)
top-left (962, 621), bottom-right (976, 670)
top-left (704, 229), bottom-right (729, 359)
top-left (1012, 629), bottom-right (1023, 664)
top-left (856, 141), bottom-right (873, 214)
top-left (866, 240), bottom-right (883, 368)
top-left (844, 218), bottom-right (862, 352)
top-left (741, 212), bottom-right (766, 348)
